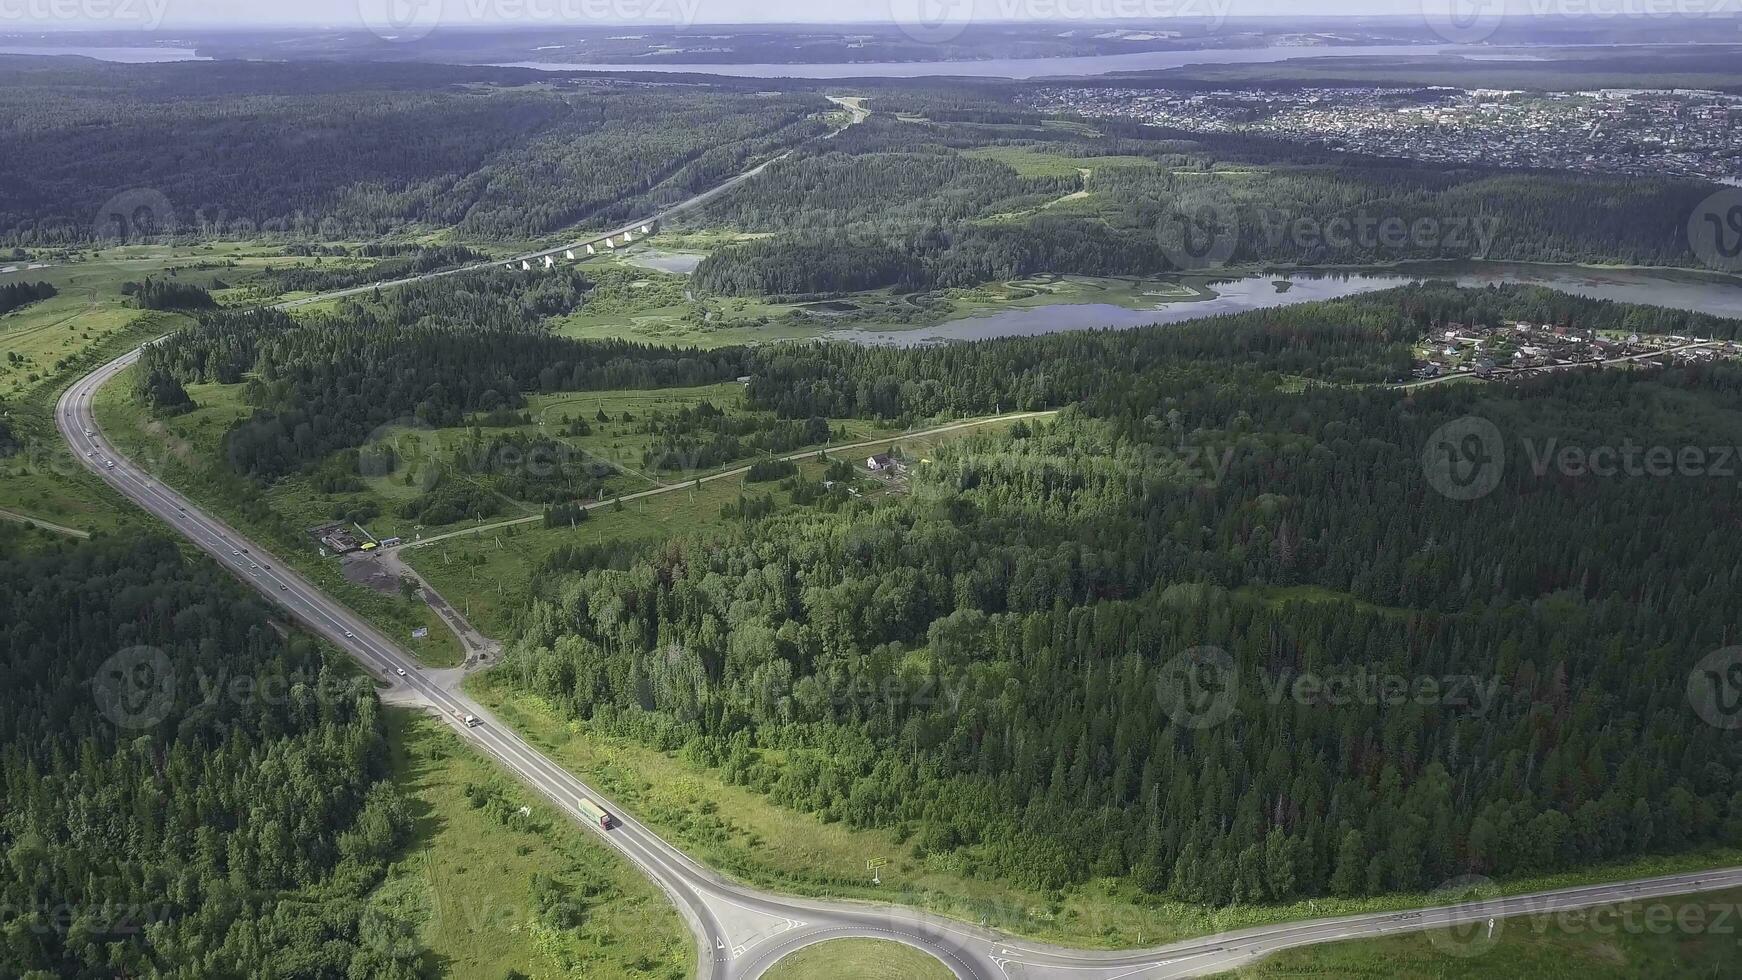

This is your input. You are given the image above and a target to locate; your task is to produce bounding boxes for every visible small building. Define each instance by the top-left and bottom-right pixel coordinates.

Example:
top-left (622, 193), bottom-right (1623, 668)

top-left (380, 536), bottom-right (403, 547)
top-left (867, 453), bottom-right (894, 472)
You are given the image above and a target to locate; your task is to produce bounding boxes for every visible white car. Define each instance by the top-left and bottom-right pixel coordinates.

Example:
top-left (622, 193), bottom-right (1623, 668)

top-left (343, 630), bottom-right (354, 638)
top-left (395, 667), bottom-right (407, 677)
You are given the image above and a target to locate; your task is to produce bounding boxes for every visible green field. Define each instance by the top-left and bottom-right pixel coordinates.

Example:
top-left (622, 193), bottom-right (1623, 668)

top-left (405, 452), bottom-right (854, 639)
top-left (763, 939), bottom-right (952, 980)
top-left (1231, 887), bottom-right (1742, 978)
top-left (376, 710), bottom-right (691, 979)
top-left (963, 146), bottom-right (1161, 178)
top-left (402, 418), bottom-right (1003, 639)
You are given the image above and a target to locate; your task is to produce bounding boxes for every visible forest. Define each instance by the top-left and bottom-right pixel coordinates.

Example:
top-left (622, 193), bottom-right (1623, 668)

top-left (0, 534), bottom-right (417, 977)
top-left (0, 280), bottom-right (55, 316)
top-left (0, 58), bottom-right (826, 244)
top-left (486, 283), bottom-right (1742, 904)
top-left (139, 270), bottom-right (752, 481)
top-left (689, 113), bottom-right (1720, 294)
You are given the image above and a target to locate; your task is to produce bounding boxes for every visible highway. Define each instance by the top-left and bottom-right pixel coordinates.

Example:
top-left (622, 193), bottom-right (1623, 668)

top-left (51, 120), bottom-right (1742, 978)
top-left (62, 348), bottom-right (1742, 980)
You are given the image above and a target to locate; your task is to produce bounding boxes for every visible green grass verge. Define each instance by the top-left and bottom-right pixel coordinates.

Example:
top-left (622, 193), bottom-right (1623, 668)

top-left (376, 709), bottom-right (692, 979)
top-left (763, 939), bottom-right (953, 980)
top-left (463, 676), bottom-right (1742, 952)
top-left (1230, 887), bottom-right (1742, 978)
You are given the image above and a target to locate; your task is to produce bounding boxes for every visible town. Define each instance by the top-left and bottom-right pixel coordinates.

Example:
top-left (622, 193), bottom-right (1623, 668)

top-left (1410, 318), bottom-right (1742, 383)
top-left (1028, 86), bottom-right (1742, 184)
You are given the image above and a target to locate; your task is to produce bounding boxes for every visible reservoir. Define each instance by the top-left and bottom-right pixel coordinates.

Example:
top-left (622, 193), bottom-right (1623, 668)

top-left (826, 263), bottom-right (1742, 346)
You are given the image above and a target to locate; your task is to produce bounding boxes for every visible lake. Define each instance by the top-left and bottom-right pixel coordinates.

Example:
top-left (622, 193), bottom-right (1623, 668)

top-left (824, 263), bottom-right (1742, 346)
top-left (488, 43), bottom-right (1463, 80)
top-left (623, 250), bottom-right (705, 275)
top-left (0, 45), bottom-right (205, 63)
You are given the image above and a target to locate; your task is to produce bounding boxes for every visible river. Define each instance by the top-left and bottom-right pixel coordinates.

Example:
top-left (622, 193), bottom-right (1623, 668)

top-left (824, 263), bottom-right (1742, 346)
top-left (487, 43), bottom-right (1466, 80)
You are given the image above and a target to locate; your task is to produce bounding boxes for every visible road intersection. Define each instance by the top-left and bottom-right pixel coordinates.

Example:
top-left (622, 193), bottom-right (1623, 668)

top-left (52, 116), bottom-right (1742, 978)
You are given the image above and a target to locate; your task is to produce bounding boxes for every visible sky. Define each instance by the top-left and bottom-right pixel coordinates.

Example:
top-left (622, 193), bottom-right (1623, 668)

top-left (0, 0), bottom-right (1648, 33)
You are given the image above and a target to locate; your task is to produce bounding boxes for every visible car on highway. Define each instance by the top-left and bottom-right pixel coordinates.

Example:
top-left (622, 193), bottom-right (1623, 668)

top-left (395, 667), bottom-right (407, 677)
top-left (343, 630), bottom-right (354, 638)
top-left (280, 584), bottom-right (288, 591)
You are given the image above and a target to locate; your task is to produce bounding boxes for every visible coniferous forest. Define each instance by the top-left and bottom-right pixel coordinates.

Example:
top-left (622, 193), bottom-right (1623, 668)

top-left (487, 284), bottom-right (1742, 903)
top-left (0, 534), bottom-right (417, 978)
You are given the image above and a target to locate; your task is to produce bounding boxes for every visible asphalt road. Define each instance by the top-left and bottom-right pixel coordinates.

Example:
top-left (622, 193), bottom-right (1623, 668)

top-left (51, 116), bottom-right (1742, 977)
top-left (62, 346), bottom-right (1742, 980)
